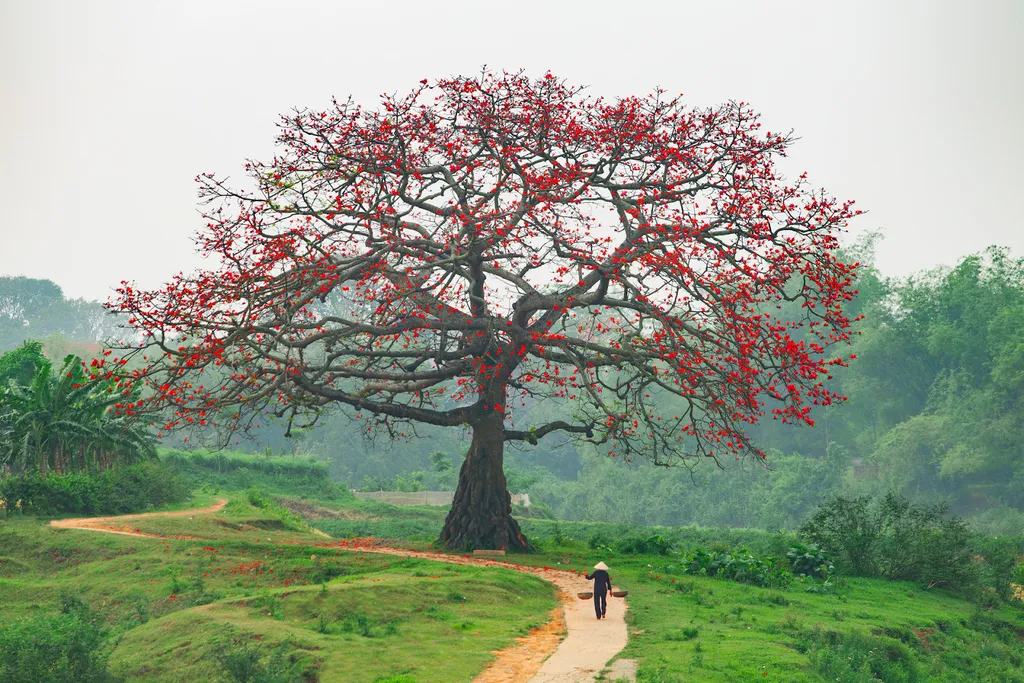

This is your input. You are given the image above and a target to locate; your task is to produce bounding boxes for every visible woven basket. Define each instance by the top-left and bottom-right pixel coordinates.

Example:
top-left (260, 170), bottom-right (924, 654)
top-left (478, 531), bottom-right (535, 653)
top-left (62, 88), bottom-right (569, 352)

top-left (577, 591), bottom-right (593, 600)
top-left (611, 590), bottom-right (628, 598)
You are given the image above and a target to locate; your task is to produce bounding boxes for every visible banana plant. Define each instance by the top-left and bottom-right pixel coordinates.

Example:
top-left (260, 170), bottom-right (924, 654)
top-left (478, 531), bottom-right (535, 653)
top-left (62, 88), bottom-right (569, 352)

top-left (0, 354), bottom-right (155, 474)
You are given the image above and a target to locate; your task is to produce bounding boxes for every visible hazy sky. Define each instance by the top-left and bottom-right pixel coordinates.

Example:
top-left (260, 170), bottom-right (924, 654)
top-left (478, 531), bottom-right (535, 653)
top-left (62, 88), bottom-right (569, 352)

top-left (2, 0), bottom-right (1021, 302)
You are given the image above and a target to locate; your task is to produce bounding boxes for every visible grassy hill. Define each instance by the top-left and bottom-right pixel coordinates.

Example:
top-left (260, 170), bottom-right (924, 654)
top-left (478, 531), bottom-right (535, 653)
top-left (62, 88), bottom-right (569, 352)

top-left (0, 493), bottom-right (554, 682)
top-left (298, 498), bottom-right (1024, 682)
top-left (1, 484), bottom-right (1022, 682)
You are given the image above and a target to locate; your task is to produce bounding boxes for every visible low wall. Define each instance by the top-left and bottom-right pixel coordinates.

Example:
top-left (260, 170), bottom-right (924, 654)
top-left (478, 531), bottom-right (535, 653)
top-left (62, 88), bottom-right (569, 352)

top-left (352, 490), bottom-right (530, 507)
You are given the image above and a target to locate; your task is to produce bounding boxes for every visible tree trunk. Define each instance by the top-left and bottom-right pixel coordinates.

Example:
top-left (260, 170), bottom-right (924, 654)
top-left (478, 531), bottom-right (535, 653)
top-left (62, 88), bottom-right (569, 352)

top-left (438, 411), bottom-right (530, 551)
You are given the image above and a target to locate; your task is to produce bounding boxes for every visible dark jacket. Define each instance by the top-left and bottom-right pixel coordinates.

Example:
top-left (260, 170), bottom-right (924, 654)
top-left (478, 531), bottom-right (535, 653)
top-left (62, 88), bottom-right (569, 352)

top-left (585, 569), bottom-right (612, 594)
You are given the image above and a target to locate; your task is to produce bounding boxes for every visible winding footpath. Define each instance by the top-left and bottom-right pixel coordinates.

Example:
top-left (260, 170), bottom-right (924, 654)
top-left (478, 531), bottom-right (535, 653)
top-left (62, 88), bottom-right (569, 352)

top-left (50, 502), bottom-right (633, 683)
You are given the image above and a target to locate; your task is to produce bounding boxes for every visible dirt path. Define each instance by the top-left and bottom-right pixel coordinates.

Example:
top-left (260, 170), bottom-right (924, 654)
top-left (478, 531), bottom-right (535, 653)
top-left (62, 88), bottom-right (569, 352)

top-left (49, 499), bottom-right (228, 539)
top-left (321, 539), bottom-right (632, 683)
top-left (50, 501), bottom-right (632, 682)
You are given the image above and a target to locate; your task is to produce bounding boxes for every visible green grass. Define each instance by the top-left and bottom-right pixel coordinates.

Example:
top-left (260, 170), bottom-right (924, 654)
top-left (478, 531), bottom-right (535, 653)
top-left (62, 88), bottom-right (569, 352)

top-left (614, 565), bottom-right (1024, 682)
top-left (302, 498), bottom-right (1024, 682)
top-left (159, 447), bottom-right (349, 502)
top-left (0, 495), bottom-right (557, 682)
top-left (108, 563), bottom-right (553, 682)
top-left (3, 490), bottom-right (1022, 682)
top-left (303, 498), bottom-right (449, 543)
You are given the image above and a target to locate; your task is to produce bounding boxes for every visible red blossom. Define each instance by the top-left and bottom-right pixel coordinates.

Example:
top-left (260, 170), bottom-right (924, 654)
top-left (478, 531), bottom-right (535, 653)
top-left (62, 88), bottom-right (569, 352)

top-left (108, 71), bottom-right (861, 478)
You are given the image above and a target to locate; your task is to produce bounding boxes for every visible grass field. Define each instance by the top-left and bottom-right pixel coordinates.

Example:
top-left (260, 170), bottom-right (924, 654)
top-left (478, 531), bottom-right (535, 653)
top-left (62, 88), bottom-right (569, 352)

top-left (299, 498), bottom-right (1024, 683)
top-left (2, 490), bottom-right (1023, 682)
top-left (0, 494), bottom-right (556, 682)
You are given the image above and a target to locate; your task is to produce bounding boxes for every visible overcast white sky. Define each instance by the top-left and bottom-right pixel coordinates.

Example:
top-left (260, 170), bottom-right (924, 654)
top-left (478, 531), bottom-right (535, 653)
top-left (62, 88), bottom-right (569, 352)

top-left (1, 0), bottom-right (1021, 301)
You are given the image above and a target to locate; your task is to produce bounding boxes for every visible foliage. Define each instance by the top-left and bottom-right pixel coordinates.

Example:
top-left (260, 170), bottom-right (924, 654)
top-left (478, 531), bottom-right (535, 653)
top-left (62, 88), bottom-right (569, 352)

top-left (969, 534), bottom-right (1022, 603)
top-left (799, 496), bottom-right (880, 576)
top-left (0, 461), bottom-right (187, 516)
top-left (526, 445), bottom-right (846, 532)
top-left (802, 627), bottom-right (921, 683)
top-left (1013, 560), bottom-right (1024, 587)
top-left (428, 450), bottom-right (455, 490)
top-left (0, 340), bottom-right (46, 388)
top-left (786, 542), bottom-right (834, 579)
top-left (674, 547), bottom-right (792, 588)
top-left (159, 448), bottom-right (329, 477)
top-left (0, 600), bottom-right (119, 682)
top-left (800, 493), bottom-right (981, 592)
top-left (393, 471), bottom-right (426, 492)
top-left (216, 643), bottom-right (307, 683)
top-left (844, 247), bottom-right (1024, 516)
top-left (0, 352), bottom-right (155, 475)
top-left (111, 71), bottom-right (862, 551)
top-left (616, 534), bottom-right (675, 556)
top-left (509, 243), bottom-right (1024, 539)
top-left (0, 277), bottom-right (122, 353)
top-left (159, 448), bottom-right (346, 500)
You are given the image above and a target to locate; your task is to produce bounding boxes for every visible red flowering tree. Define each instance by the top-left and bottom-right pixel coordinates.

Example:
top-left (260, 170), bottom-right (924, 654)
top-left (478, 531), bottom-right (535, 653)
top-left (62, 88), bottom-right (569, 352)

top-left (113, 72), bottom-right (862, 550)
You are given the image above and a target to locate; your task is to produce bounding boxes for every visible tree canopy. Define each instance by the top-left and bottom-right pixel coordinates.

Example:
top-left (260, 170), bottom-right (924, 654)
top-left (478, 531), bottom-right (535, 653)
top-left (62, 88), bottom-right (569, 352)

top-left (0, 276), bottom-right (122, 352)
top-left (111, 72), bottom-right (861, 549)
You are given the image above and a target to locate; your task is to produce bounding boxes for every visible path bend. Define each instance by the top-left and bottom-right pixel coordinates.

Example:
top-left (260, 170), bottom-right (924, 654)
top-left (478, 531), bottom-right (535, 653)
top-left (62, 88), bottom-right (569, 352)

top-left (49, 500), bottom-right (631, 682)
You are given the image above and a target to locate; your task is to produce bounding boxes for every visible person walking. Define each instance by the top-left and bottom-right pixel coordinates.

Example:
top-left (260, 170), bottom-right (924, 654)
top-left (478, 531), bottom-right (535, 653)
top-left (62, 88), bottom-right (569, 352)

top-left (585, 562), bottom-right (613, 620)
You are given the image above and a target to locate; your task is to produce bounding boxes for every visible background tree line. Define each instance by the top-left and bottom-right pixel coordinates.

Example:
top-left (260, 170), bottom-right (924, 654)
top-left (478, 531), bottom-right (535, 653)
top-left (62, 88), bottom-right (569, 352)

top-left (2, 237), bottom-right (1023, 532)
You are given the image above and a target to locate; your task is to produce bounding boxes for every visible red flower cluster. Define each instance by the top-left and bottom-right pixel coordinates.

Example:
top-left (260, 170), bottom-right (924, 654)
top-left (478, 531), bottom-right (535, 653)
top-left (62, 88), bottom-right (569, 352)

top-left (108, 71), bottom-right (861, 471)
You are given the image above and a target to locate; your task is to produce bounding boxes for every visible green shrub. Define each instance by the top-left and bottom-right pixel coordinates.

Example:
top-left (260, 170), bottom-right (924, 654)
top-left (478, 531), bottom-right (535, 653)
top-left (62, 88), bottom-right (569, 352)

top-left (587, 532), bottom-right (612, 550)
top-left (0, 461), bottom-right (187, 517)
top-left (646, 534), bottom-right (674, 555)
top-left (216, 643), bottom-right (307, 683)
top-left (800, 493), bottom-right (977, 592)
top-left (160, 448), bottom-right (328, 477)
top-left (615, 534), bottom-right (674, 555)
top-left (1012, 560), bottom-right (1024, 586)
top-left (672, 546), bottom-right (790, 588)
top-left (799, 495), bottom-right (879, 576)
top-left (803, 627), bottom-right (921, 683)
top-left (787, 542), bottom-right (834, 579)
top-left (970, 535), bottom-right (1020, 602)
top-left (0, 605), bottom-right (118, 682)
top-left (160, 448), bottom-right (345, 500)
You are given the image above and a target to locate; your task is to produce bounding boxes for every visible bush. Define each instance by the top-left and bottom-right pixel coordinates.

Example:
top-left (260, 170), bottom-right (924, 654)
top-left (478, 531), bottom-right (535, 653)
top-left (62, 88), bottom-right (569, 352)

top-left (236, 488), bottom-right (306, 532)
top-left (803, 627), bottom-right (921, 683)
top-left (0, 462), bottom-right (188, 517)
top-left (970, 535), bottom-right (1021, 602)
top-left (588, 532), bottom-right (613, 551)
top-left (787, 542), bottom-right (835, 579)
top-left (675, 547), bottom-right (791, 588)
top-left (0, 603), bottom-right (118, 682)
top-left (799, 496), bottom-right (879, 576)
top-left (160, 448), bottom-right (345, 500)
top-left (800, 493), bottom-right (977, 591)
top-left (615, 534), bottom-right (675, 555)
top-left (216, 643), bottom-right (308, 683)
top-left (1013, 561), bottom-right (1024, 587)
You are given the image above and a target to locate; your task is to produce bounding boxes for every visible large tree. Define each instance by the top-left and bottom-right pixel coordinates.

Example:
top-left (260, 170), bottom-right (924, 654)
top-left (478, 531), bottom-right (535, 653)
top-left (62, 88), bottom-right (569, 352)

top-left (112, 72), bottom-right (861, 550)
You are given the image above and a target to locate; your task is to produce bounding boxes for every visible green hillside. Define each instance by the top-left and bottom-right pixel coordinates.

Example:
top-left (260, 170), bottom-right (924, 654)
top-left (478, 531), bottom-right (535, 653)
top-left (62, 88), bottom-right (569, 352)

top-left (2, 489), bottom-right (1021, 682)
